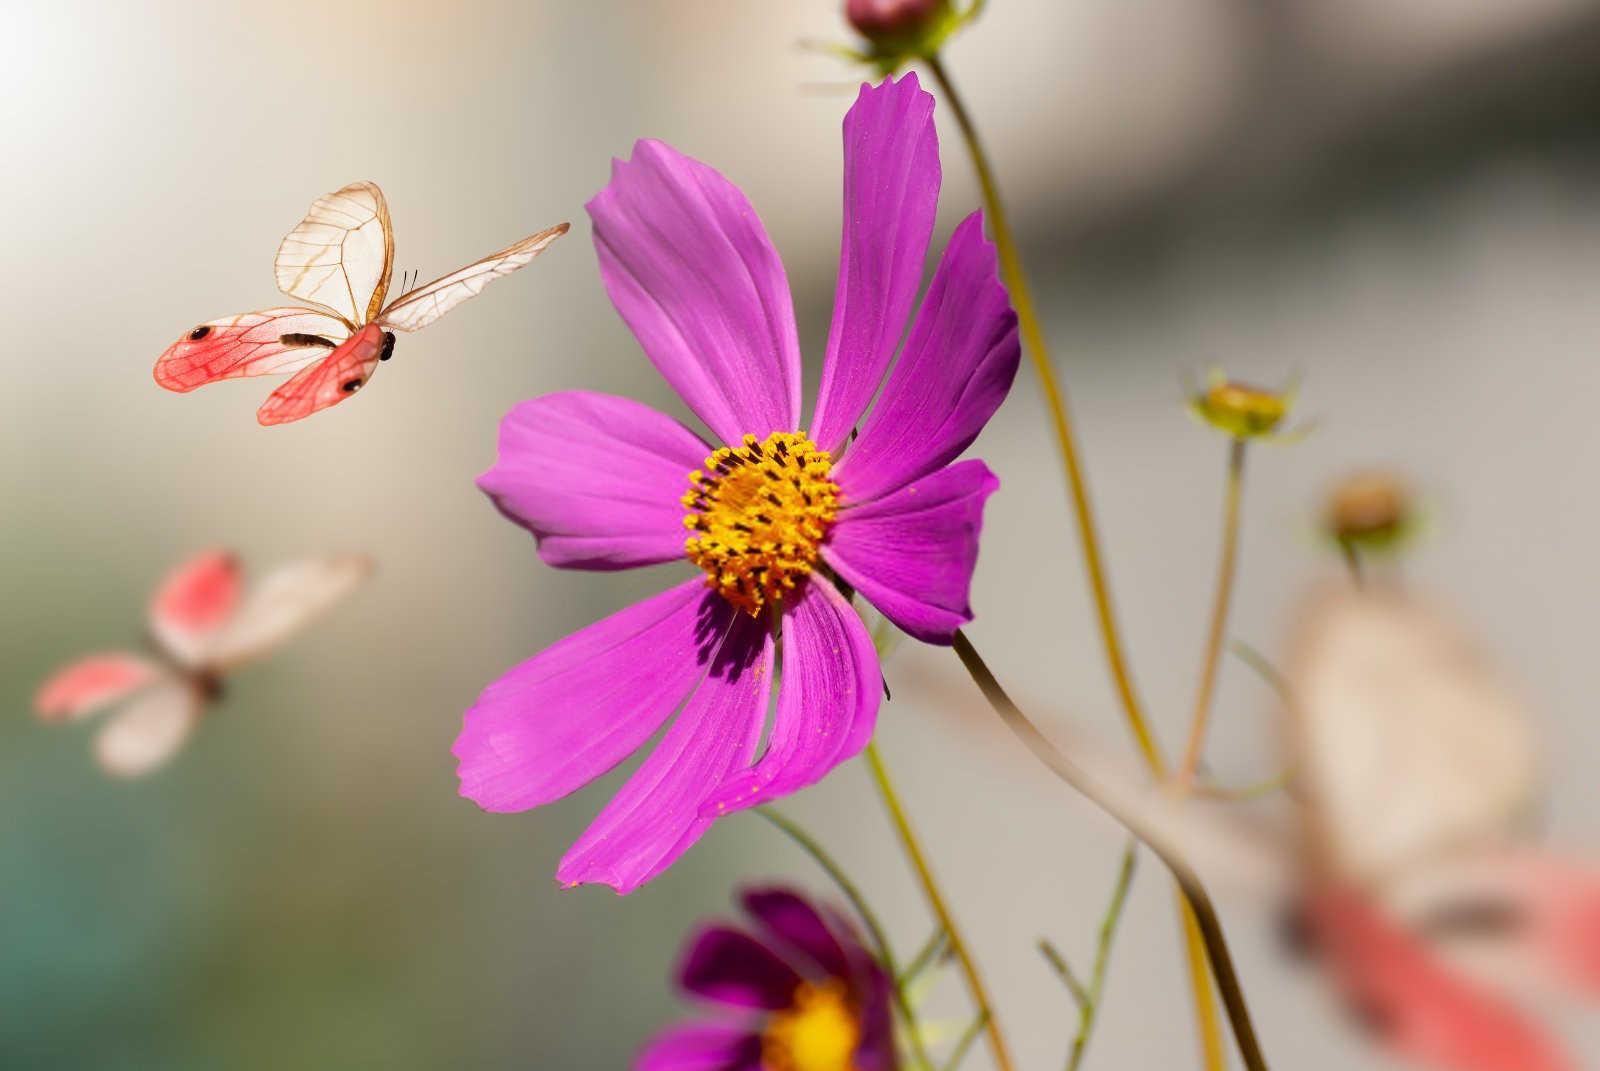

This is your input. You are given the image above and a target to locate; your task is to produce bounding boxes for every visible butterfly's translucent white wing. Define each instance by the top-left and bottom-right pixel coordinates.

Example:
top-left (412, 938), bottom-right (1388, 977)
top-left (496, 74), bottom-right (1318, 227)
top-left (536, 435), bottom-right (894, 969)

top-left (255, 324), bottom-right (390, 426)
top-left (1287, 586), bottom-right (1539, 884)
top-left (35, 653), bottom-right (161, 723)
top-left (275, 181), bottom-right (394, 326)
top-left (93, 679), bottom-right (203, 778)
top-left (376, 223), bottom-right (568, 332)
top-left (206, 554), bottom-right (372, 670)
top-left (153, 308), bottom-right (350, 393)
top-left (148, 551), bottom-right (243, 669)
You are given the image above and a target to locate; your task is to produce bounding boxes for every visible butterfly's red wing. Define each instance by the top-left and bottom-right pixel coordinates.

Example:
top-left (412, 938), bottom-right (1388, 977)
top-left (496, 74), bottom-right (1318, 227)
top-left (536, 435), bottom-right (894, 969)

top-left (35, 653), bottom-right (161, 723)
top-left (154, 308), bottom-right (350, 392)
top-left (255, 324), bottom-right (389, 426)
top-left (1307, 886), bottom-right (1573, 1071)
top-left (148, 550), bottom-right (241, 667)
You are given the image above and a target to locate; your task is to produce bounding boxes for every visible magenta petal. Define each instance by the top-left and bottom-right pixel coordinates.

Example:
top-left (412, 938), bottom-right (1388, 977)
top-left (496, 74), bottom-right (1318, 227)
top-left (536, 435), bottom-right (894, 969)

top-left (809, 73), bottom-right (940, 455)
top-left (825, 460), bottom-right (1000, 644)
top-left (700, 580), bottom-right (880, 817)
top-left (453, 578), bottom-right (728, 813)
top-left (833, 211), bottom-right (1020, 501)
top-left (589, 140), bottom-right (802, 445)
top-left (740, 887), bottom-right (851, 978)
top-left (556, 615), bottom-right (774, 894)
top-left (636, 1022), bottom-right (762, 1071)
top-left (477, 391), bottom-right (708, 571)
top-left (678, 925), bottom-right (803, 1010)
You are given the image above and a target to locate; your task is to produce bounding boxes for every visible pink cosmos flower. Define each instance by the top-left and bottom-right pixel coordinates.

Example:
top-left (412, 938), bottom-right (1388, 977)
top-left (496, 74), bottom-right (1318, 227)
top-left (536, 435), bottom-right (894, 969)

top-left (638, 887), bottom-right (897, 1071)
top-left (454, 73), bottom-right (1020, 894)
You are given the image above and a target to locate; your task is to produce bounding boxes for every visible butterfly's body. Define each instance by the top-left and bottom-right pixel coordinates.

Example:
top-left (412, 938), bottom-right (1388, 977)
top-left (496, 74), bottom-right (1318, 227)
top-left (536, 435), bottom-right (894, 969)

top-left (36, 551), bottom-right (370, 776)
top-left (154, 181), bottom-right (566, 425)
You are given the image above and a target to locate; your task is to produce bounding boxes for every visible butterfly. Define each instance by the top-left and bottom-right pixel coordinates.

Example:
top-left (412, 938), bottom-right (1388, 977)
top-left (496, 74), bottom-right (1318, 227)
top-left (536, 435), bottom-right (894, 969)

top-left (35, 550), bottom-right (371, 777)
top-left (1266, 584), bottom-right (1600, 1071)
top-left (153, 181), bottom-right (568, 425)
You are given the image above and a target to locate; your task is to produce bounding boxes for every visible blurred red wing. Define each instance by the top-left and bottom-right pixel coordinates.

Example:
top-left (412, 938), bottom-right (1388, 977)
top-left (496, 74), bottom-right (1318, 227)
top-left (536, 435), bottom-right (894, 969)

top-left (34, 653), bottom-right (161, 723)
top-left (1307, 886), bottom-right (1574, 1071)
top-left (255, 324), bottom-right (388, 426)
top-left (148, 550), bottom-right (241, 666)
top-left (153, 308), bottom-right (349, 392)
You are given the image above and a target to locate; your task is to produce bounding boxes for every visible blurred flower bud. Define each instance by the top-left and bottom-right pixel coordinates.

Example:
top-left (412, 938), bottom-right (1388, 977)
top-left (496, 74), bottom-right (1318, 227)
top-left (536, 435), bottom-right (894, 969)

top-left (847, 0), bottom-right (950, 42)
top-left (1189, 373), bottom-right (1293, 440)
top-left (839, 0), bottom-right (969, 72)
top-left (1323, 470), bottom-right (1414, 551)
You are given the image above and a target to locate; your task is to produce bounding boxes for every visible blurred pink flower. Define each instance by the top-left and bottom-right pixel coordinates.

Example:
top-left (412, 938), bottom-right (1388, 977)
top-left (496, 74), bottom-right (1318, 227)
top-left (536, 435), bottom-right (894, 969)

top-left (453, 72), bottom-right (1019, 894)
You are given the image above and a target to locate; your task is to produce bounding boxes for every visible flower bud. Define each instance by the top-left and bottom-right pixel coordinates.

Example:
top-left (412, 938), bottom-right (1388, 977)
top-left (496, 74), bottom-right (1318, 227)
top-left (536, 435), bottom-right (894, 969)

top-left (1323, 470), bottom-right (1414, 551)
top-left (847, 0), bottom-right (950, 42)
top-left (1189, 375), bottom-right (1291, 440)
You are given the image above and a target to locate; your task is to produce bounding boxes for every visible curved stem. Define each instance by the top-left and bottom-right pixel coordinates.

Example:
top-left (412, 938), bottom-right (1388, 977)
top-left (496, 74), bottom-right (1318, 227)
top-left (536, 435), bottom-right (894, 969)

top-left (923, 53), bottom-right (1161, 771)
top-left (923, 52), bottom-right (1229, 1063)
top-left (755, 806), bottom-right (936, 1071)
top-left (1178, 438), bottom-right (1249, 786)
top-left (951, 630), bottom-right (1272, 1071)
top-left (864, 741), bottom-right (1016, 1071)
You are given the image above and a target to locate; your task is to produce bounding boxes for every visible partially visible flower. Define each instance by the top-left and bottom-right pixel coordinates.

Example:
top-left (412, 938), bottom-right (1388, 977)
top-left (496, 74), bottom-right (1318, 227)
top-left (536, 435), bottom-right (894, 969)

top-left (835, 0), bottom-right (977, 75)
top-left (1188, 371), bottom-right (1299, 441)
top-left (454, 74), bottom-right (1020, 894)
top-left (638, 887), bottom-right (897, 1071)
top-left (1322, 470), bottom-right (1415, 553)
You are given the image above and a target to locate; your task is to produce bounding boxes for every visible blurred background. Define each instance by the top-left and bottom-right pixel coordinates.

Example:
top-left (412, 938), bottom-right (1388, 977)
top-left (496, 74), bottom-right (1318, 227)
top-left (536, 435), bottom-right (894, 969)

top-left (6, 1), bottom-right (1600, 1067)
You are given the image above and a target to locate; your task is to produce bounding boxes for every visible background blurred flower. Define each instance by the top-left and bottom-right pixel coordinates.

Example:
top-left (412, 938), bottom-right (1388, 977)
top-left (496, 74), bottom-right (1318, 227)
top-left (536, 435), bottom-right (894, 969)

top-left (638, 886), bottom-right (896, 1071)
top-left (453, 72), bottom-right (1019, 894)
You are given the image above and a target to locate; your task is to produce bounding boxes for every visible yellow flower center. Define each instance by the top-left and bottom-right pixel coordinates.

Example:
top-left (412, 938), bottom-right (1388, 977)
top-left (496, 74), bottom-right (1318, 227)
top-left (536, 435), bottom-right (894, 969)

top-left (683, 432), bottom-right (840, 616)
top-left (761, 980), bottom-right (861, 1071)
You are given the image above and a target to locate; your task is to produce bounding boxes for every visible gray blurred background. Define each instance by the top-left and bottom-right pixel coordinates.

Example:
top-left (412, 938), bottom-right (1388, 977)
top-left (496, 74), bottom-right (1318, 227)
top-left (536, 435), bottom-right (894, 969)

top-left (6, 1), bottom-right (1600, 1067)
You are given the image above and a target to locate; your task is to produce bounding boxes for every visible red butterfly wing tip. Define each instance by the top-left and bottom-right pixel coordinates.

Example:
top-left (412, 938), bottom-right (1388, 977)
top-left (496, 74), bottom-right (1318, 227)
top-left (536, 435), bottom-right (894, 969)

top-left (35, 654), bottom-right (155, 722)
top-left (1517, 858), bottom-right (1600, 993)
top-left (255, 324), bottom-right (387, 426)
top-left (1308, 888), bottom-right (1575, 1071)
top-left (152, 550), bottom-right (242, 634)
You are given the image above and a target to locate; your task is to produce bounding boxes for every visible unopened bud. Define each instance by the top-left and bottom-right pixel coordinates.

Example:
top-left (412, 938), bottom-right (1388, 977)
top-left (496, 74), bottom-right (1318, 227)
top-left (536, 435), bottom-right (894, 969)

top-left (1324, 470), bottom-right (1414, 550)
top-left (1190, 376), bottom-right (1291, 440)
top-left (847, 0), bottom-right (950, 42)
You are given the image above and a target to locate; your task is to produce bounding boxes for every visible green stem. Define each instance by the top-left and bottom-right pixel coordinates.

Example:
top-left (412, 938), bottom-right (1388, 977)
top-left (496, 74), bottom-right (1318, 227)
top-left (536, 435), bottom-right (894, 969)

top-left (951, 630), bottom-right (1271, 1071)
top-left (864, 742), bottom-right (1016, 1071)
top-left (1178, 438), bottom-right (1249, 786)
top-left (923, 53), bottom-right (1162, 772)
top-left (754, 806), bottom-right (935, 1071)
top-left (1068, 842), bottom-right (1138, 1071)
top-left (923, 52), bottom-right (1228, 1065)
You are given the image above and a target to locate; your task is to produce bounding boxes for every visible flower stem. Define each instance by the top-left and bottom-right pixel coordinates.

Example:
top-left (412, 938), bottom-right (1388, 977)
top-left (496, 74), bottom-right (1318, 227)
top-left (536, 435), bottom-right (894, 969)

top-left (922, 53), bottom-right (1161, 772)
top-left (951, 630), bottom-right (1272, 1071)
top-left (1069, 842), bottom-right (1138, 1071)
top-left (1178, 438), bottom-right (1249, 787)
top-left (755, 805), bottom-right (937, 1071)
top-left (923, 52), bottom-right (1227, 1065)
top-left (864, 741), bottom-right (1016, 1071)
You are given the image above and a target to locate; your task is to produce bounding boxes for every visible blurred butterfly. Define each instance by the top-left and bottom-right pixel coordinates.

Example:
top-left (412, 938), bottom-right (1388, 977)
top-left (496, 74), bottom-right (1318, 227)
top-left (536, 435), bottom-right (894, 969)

top-left (153, 181), bottom-right (568, 425)
top-left (1273, 584), bottom-right (1600, 1071)
top-left (35, 551), bottom-right (371, 777)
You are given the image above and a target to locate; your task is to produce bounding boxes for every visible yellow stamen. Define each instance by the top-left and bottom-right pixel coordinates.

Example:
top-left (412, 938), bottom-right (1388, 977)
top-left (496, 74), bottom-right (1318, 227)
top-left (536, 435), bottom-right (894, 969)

top-left (761, 980), bottom-right (861, 1071)
top-left (683, 432), bottom-right (840, 616)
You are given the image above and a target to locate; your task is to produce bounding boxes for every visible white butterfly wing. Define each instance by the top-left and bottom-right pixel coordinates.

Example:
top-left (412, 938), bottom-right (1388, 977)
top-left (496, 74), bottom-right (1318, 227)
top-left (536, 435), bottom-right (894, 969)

top-left (206, 555), bottom-right (372, 670)
top-left (1287, 586), bottom-right (1539, 884)
top-left (376, 223), bottom-right (568, 332)
top-left (275, 182), bottom-right (394, 326)
top-left (94, 679), bottom-right (202, 778)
